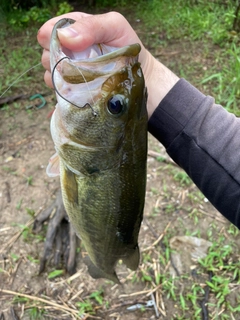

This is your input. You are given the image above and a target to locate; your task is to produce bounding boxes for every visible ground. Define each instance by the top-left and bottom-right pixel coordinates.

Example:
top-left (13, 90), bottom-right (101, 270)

top-left (0, 5), bottom-right (240, 320)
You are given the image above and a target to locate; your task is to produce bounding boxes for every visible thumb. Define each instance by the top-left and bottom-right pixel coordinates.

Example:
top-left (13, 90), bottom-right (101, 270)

top-left (57, 12), bottom-right (142, 52)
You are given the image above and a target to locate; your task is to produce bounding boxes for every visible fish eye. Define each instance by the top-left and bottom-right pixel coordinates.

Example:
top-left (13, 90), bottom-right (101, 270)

top-left (107, 95), bottom-right (125, 115)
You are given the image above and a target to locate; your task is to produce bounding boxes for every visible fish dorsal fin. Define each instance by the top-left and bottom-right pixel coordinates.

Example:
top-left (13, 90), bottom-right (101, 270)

top-left (46, 152), bottom-right (60, 177)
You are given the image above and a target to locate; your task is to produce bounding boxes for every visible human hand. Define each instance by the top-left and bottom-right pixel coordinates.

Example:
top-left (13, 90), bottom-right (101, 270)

top-left (38, 12), bottom-right (147, 87)
top-left (37, 11), bottom-right (179, 118)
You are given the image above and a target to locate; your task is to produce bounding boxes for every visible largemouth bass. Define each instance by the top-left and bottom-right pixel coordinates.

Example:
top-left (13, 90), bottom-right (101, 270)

top-left (47, 18), bottom-right (148, 283)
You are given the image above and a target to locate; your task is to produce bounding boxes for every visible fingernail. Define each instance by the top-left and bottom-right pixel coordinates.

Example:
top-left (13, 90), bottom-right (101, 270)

top-left (57, 27), bottom-right (79, 38)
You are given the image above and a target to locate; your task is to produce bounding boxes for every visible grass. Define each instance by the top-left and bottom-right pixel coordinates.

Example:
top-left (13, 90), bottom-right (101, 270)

top-left (135, 0), bottom-right (240, 115)
top-left (0, 1), bottom-right (240, 319)
top-left (0, 25), bottom-right (44, 99)
top-left (201, 43), bottom-right (240, 115)
top-left (136, 0), bottom-right (238, 43)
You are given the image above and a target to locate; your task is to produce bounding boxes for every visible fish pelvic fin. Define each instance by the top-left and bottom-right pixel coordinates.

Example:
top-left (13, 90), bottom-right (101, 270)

top-left (46, 152), bottom-right (60, 177)
top-left (84, 256), bottom-right (120, 284)
top-left (122, 245), bottom-right (140, 271)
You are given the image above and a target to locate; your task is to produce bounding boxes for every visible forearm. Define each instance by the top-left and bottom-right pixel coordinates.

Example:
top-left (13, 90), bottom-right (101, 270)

top-left (148, 79), bottom-right (240, 228)
top-left (142, 51), bottom-right (179, 118)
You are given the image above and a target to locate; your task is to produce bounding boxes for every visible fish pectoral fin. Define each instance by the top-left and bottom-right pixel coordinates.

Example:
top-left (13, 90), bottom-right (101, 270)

top-left (84, 256), bottom-right (121, 284)
top-left (46, 152), bottom-right (60, 177)
top-left (122, 245), bottom-right (140, 271)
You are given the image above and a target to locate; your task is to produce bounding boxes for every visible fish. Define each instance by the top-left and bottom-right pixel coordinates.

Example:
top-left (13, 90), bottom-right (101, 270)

top-left (47, 18), bottom-right (148, 283)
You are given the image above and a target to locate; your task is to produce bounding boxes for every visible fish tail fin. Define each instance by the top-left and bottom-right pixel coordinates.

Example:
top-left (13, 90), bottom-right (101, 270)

top-left (84, 256), bottom-right (121, 284)
top-left (122, 245), bottom-right (140, 270)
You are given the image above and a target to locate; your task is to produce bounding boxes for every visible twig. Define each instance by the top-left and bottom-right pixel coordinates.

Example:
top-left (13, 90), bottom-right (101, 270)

top-left (10, 307), bottom-right (19, 320)
top-left (9, 257), bottom-right (23, 286)
top-left (119, 289), bottom-right (153, 298)
top-left (142, 221), bottom-right (172, 252)
top-left (148, 150), bottom-right (177, 166)
top-left (199, 271), bottom-right (212, 320)
top-left (0, 208), bottom-right (42, 254)
top-left (54, 268), bottom-right (85, 285)
top-left (150, 293), bottom-right (159, 318)
top-left (5, 182), bottom-right (11, 203)
top-left (0, 289), bottom-right (82, 319)
top-left (198, 209), bottom-right (227, 224)
top-left (0, 94), bottom-right (29, 106)
top-left (231, 312), bottom-right (236, 320)
top-left (143, 218), bottom-right (159, 238)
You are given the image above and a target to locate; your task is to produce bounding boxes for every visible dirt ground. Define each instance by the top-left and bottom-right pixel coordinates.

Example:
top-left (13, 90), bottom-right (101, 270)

top-left (0, 7), bottom-right (240, 320)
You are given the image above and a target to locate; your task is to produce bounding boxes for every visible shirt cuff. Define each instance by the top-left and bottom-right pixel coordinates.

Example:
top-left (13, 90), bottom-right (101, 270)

top-left (148, 78), bottom-right (206, 148)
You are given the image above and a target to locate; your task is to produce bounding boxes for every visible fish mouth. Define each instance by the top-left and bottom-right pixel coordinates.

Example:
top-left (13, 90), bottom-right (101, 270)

top-left (50, 18), bottom-right (141, 109)
top-left (51, 18), bottom-right (141, 64)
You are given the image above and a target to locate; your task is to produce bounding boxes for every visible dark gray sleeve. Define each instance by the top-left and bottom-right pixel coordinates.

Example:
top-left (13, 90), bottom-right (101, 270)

top-left (148, 78), bottom-right (240, 228)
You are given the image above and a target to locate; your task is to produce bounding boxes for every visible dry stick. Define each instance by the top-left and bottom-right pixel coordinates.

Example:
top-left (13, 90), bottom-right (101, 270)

top-left (0, 289), bottom-right (82, 319)
top-left (142, 221), bottom-right (172, 252)
top-left (54, 268), bottom-right (85, 285)
top-left (147, 150), bottom-right (177, 166)
top-left (0, 94), bottom-right (30, 106)
top-left (153, 259), bottom-right (166, 317)
top-left (198, 209), bottom-right (227, 224)
top-left (0, 208), bottom-right (43, 254)
top-left (9, 258), bottom-right (23, 286)
top-left (5, 182), bottom-right (11, 203)
top-left (231, 312), bottom-right (236, 320)
top-left (119, 289), bottom-right (153, 298)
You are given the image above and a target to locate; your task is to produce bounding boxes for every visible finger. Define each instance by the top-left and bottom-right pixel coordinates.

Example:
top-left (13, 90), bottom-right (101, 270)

top-left (37, 12), bottom-right (90, 50)
top-left (57, 12), bottom-right (143, 52)
top-left (44, 70), bottom-right (53, 88)
top-left (41, 49), bottom-right (50, 71)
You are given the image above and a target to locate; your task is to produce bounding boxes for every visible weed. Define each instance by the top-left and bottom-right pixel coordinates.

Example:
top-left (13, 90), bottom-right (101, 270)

top-left (206, 275), bottom-right (230, 307)
top-left (13, 296), bottom-right (29, 304)
top-left (76, 291), bottom-right (104, 316)
top-left (140, 269), bottom-right (152, 282)
top-left (227, 224), bottom-right (239, 236)
top-left (201, 43), bottom-right (240, 115)
top-left (162, 275), bottom-right (177, 300)
top-left (48, 269), bottom-right (64, 279)
top-left (164, 203), bottom-right (177, 214)
top-left (186, 284), bottom-right (205, 318)
top-left (188, 208), bottom-right (201, 225)
top-left (27, 307), bottom-right (46, 320)
top-left (26, 207), bottom-right (35, 217)
top-left (25, 175), bottom-right (33, 186)
top-left (17, 223), bottom-right (44, 242)
top-left (150, 187), bottom-right (159, 195)
top-left (16, 198), bottom-right (23, 210)
top-left (10, 253), bottom-right (20, 262)
top-left (187, 190), bottom-right (205, 204)
top-left (156, 156), bottom-right (166, 162)
top-left (173, 170), bottom-right (192, 186)
top-left (89, 289), bottom-right (104, 305)
top-left (76, 299), bottom-right (94, 316)
top-left (2, 166), bottom-right (17, 174)
top-left (27, 255), bottom-right (39, 264)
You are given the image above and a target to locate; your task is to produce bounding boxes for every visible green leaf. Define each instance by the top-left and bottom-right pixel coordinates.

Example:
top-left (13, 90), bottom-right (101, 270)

top-left (48, 269), bottom-right (64, 279)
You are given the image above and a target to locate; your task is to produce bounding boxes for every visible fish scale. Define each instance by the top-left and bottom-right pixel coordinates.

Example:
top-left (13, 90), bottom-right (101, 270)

top-left (47, 18), bottom-right (148, 283)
